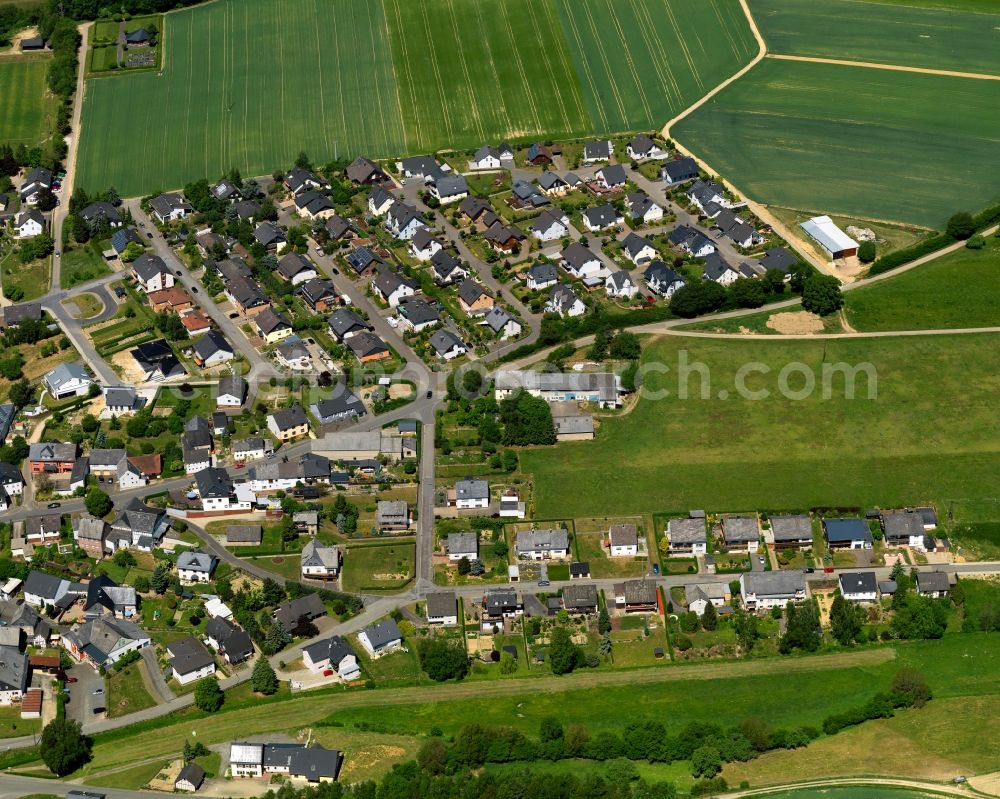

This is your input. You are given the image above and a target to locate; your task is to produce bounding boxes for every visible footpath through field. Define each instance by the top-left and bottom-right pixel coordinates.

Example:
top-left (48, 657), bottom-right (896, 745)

top-left (766, 53), bottom-right (1000, 82)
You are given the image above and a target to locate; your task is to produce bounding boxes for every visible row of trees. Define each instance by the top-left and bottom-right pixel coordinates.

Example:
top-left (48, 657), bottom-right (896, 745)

top-left (670, 269), bottom-right (842, 318)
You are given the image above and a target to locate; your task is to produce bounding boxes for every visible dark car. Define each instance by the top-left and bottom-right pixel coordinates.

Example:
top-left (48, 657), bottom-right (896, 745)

top-left (47, 502), bottom-right (61, 509)
top-left (425, 390), bottom-right (433, 399)
top-left (146, 232), bottom-right (153, 239)
top-left (228, 312), bottom-right (239, 319)
top-left (93, 706), bottom-right (106, 714)
top-left (652, 563), bottom-right (659, 575)
top-left (175, 270), bottom-right (182, 276)
top-left (190, 286), bottom-right (198, 293)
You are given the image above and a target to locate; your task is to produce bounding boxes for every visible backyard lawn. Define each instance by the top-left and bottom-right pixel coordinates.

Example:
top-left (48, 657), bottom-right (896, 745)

top-left (60, 239), bottom-right (113, 288)
top-left (106, 661), bottom-right (157, 718)
top-left (0, 705), bottom-right (39, 739)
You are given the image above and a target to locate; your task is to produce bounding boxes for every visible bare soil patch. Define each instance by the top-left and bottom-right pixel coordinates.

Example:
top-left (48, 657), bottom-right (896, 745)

top-left (765, 311), bottom-right (824, 335)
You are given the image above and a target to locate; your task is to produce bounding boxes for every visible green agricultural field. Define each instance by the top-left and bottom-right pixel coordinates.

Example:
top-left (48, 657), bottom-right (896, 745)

top-left (522, 331), bottom-right (1000, 518)
top-left (749, 0), bottom-right (1000, 75)
top-left (76, 0), bottom-right (406, 198)
top-left (843, 237), bottom-right (1000, 332)
top-left (0, 56), bottom-right (56, 146)
top-left (553, 0), bottom-right (758, 134)
top-left (674, 59), bottom-right (1000, 228)
top-left (76, 0), bottom-right (756, 198)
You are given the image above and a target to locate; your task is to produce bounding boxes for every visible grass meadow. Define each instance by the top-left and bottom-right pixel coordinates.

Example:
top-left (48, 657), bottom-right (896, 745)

top-left (748, 0), bottom-right (1000, 75)
top-left (0, 56), bottom-right (57, 146)
top-left (843, 236), bottom-right (1000, 331)
top-left (521, 331), bottom-right (1000, 518)
top-left (674, 59), bottom-right (1000, 228)
top-left (76, 0), bottom-right (757, 198)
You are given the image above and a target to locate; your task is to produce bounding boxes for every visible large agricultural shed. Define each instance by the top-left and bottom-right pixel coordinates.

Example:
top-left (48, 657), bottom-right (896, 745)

top-left (800, 216), bottom-right (858, 260)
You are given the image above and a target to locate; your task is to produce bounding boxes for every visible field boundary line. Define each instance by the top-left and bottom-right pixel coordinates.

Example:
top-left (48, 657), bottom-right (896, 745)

top-left (556, 0), bottom-right (608, 131)
top-left (661, 0), bottom-right (832, 274)
top-left (766, 52), bottom-right (1000, 82)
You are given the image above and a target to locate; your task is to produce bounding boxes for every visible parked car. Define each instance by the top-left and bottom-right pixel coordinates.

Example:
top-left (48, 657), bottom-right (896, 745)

top-left (47, 502), bottom-right (61, 509)
top-left (93, 706), bottom-right (106, 714)
top-left (652, 563), bottom-right (659, 575)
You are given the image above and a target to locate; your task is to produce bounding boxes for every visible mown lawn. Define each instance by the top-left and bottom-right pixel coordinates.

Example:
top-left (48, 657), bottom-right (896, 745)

top-left (60, 239), bottom-right (113, 288)
top-left (0, 56), bottom-right (58, 146)
top-left (522, 332), bottom-right (1000, 517)
top-left (341, 542), bottom-right (415, 593)
top-left (106, 661), bottom-right (157, 718)
top-left (0, 705), bottom-right (39, 739)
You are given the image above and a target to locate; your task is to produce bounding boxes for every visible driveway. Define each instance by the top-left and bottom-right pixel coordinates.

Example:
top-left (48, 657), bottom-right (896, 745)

top-left (141, 647), bottom-right (175, 703)
top-left (64, 662), bottom-right (104, 724)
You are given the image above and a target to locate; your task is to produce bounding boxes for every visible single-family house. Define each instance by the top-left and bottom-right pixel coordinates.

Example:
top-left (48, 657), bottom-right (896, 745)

top-left (595, 164), bottom-right (627, 190)
top-left (605, 270), bottom-right (638, 300)
top-left (560, 242), bottom-right (607, 280)
top-left (429, 174), bottom-right (468, 205)
top-left (43, 363), bottom-right (93, 399)
top-left (722, 515), bottom-right (760, 552)
top-left (131, 254), bottom-right (174, 293)
top-left (537, 171), bottom-right (568, 197)
top-left (430, 250), bottom-right (467, 285)
top-left (254, 221), bottom-right (286, 253)
top-left (916, 571), bottom-right (950, 598)
top-left (881, 511), bottom-right (927, 548)
top-left (285, 168), bottom-right (329, 196)
top-left (823, 518), bottom-right (873, 550)
top-left (267, 405), bottom-right (310, 442)
top-left (302, 635), bottom-right (359, 680)
top-left (515, 528), bottom-right (569, 560)
top-left (479, 306), bottom-right (521, 339)
top-left (839, 572), bottom-right (878, 603)
top-left (300, 540), bottom-right (341, 580)
top-left (562, 583), bottom-right (598, 614)
top-left (177, 549), bottom-right (216, 583)
top-left (298, 278), bottom-right (339, 312)
top-left (385, 202), bottom-right (426, 240)
top-left (63, 616), bottom-right (150, 668)
top-left (546, 284), bottom-right (585, 317)
top-left (345, 156), bottom-right (389, 186)
top-left (205, 616), bottom-right (254, 664)
top-left (346, 331), bottom-right (390, 363)
top-left (149, 192), bottom-right (192, 223)
top-left (661, 157), bottom-right (699, 186)
top-left (685, 583), bottom-right (727, 616)
top-left (446, 532), bottom-right (478, 561)
top-left (525, 262), bottom-right (558, 291)
top-left (357, 619), bottom-right (403, 658)
top-left (622, 232), bottom-right (657, 265)
top-left (408, 229), bottom-right (444, 262)
top-left (376, 500), bottom-right (410, 531)
top-left (429, 329), bottom-right (467, 361)
top-left (627, 134), bottom-right (666, 161)
top-left (669, 225), bottom-right (716, 258)
top-left (457, 279), bottom-right (494, 315)
top-left (625, 192), bottom-right (664, 224)
top-left (582, 203), bottom-right (622, 232)
top-left (371, 265), bottom-right (416, 307)
top-left (276, 253), bottom-right (318, 286)
top-left (453, 478), bottom-right (489, 509)
top-left (609, 524), bottom-right (639, 557)
top-left (192, 330), bottom-right (234, 368)
top-left (666, 516), bottom-right (707, 556)
top-left (253, 307), bottom-right (293, 344)
top-left (528, 209), bottom-right (569, 242)
top-left (273, 594), bottom-right (327, 633)
top-left (12, 210), bottom-right (44, 239)
top-left (583, 140), bottom-right (613, 163)
top-left (19, 167), bottom-right (52, 206)
top-left (217, 375), bottom-right (248, 408)
top-left (396, 296), bottom-right (439, 332)
top-left (770, 515), bottom-right (813, 550)
top-left (294, 190), bottom-right (335, 220)
top-left (740, 571), bottom-right (807, 612)
top-left (167, 636), bottom-right (216, 685)
top-left (425, 592), bottom-right (459, 626)
top-left (620, 580), bottom-right (657, 613)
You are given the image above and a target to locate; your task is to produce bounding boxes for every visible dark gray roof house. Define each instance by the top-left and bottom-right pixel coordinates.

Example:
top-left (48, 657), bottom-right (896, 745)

top-left (274, 594), bottom-right (326, 632)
